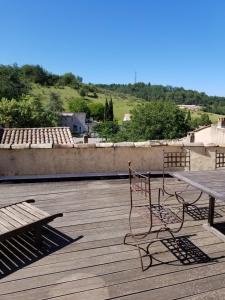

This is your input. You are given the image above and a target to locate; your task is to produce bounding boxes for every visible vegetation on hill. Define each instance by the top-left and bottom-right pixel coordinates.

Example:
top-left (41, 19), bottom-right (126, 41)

top-left (97, 83), bottom-right (225, 115)
top-left (95, 101), bottom-right (191, 142)
top-left (0, 63), bottom-right (223, 141)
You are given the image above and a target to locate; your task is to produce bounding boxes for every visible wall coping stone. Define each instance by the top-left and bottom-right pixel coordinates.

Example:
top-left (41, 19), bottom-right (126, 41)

top-left (11, 143), bottom-right (30, 149)
top-left (53, 143), bottom-right (74, 149)
top-left (0, 141), bottom-right (222, 150)
top-left (150, 141), bottom-right (165, 146)
top-left (30, 143), bottom-right (53, 149)
top-left (96, 143), bottom-right (114, 148)
top-left (204, 143), bottom-right (217, 147)
top-left (114, 142), bottom-right (135, 147)
top-left (74, 143), bottom-right (96, 148)
top-left (0, 144), bottom-right (11, 149)
top-left (167, 141), bottom-right (184, 146)
top-left (183, 142), bottom-right (204, 147)
top-left (134, 141), bottom-right (152, 147)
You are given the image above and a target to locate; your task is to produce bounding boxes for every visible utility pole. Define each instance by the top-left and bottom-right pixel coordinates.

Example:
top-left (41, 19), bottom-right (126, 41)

top-left (134, 71), bottom-right (137, 84)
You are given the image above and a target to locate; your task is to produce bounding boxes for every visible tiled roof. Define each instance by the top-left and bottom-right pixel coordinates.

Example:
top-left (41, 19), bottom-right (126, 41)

top-left (0, 127), bottom-right (74, 145)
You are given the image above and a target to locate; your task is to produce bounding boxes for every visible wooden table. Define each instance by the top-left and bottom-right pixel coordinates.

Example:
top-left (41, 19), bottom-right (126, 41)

top-left (169, 170), bottom-right (225, 227)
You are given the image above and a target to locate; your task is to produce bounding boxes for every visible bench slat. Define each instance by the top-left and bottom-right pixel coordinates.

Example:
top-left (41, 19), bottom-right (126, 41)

top-left (1, 208), bottom-right (26, 227)
top-left (17, 203), bottom-right (45, 219)
top-left (2, 207), bottom-right (28, 226)
top-left (7, 206), bottom-right (35, 224)
top-left (0, 220), bottom-right (10, 233)
top-left (0, 216), bottom-right (15, 231)
top-left (23, 202), bottom-right (50, 217)
top-left (0, 210), bottom-right (22, 228)
top-left (12, 205), bottom-right (40, 222)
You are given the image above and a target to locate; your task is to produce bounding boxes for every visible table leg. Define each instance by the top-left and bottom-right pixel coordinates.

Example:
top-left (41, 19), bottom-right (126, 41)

top-left (208, 196), bottom-right (215, 226)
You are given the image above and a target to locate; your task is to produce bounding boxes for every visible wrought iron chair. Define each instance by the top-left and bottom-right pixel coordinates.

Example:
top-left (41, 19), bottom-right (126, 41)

top-left (215, 149), bottom-right (225, 169)
top-left (124, 161), bottom-right (186, 271)
top-left (162, 149), bottom-right (203, 207)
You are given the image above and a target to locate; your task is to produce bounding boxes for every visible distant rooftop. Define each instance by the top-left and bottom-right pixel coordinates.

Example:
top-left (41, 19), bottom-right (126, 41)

top-left (0, 127), bottom-right (74, 145)
top-left (178, 104), bottom-right (202, 111)
top-left (60, 112), bottom-right (86, 116)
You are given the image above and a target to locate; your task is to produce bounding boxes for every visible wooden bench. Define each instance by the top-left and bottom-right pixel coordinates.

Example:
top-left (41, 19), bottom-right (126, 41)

top-left (0, 199), bottom-right (63, 246)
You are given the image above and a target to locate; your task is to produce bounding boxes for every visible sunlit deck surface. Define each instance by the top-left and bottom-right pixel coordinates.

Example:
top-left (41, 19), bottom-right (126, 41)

top-left (1, 179), bottom-right (225, 299)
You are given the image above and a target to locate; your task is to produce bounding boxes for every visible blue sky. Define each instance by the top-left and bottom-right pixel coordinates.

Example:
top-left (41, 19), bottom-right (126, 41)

top-left (0, 0), bottom-right (225, 96)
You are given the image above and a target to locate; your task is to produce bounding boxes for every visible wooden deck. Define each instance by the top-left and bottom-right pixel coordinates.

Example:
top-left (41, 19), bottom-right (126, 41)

top-left (0, 179), bottom-right (225, 299)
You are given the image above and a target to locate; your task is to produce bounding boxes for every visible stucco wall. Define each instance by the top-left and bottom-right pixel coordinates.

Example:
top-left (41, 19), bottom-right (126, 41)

top-left (0, 142), bottom-right (221, 176)
top-left (194, 125), bottom-right (225, 145)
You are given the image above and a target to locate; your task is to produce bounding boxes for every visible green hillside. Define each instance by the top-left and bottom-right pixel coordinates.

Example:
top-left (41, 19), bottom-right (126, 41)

top-left (30, 84), bottom-right (144, 123)
top-left (0, 63), bottom-right (222, 127)
top-left (189, 110), bottom-right (222, 123)
top-left (30, 84), bottom-right (222, 124)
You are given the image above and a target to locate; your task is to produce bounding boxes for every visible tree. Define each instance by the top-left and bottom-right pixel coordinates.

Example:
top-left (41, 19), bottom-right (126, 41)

top-left (48, 92), bottom-right (64, 113)
top-left (94, 121), bottom-right (120, 141)
top-left (186, 110), bottom-right (191, 123)
top-left (0, 64), bottom-right (28, 99)
top-left (128, 101), bottom-right (190, 140)
top-left (88, 102), bottom-right (104, 121)
top-left (104, 99), bottom-right (109, 121)
top-left (108, 98), bottom-right (114, 121)
top-left (60, 73), bottom-right (76, 86)
top-left (199, 114), bottom-right (212, 126)
top-left (58, 72), bottom-right (82, 89)
top-left (190, 113), bottom-right (212, 129)
top-left (0, 96), bottom-right (58, 127)
top-left (185, 110), bottom-right (192, 128)
top-left (21, 64), bottom-right (49, 85)
top-left (79, 87), bottom-right (87, 97)
top-left (68, 97), bottom-right (90, 115)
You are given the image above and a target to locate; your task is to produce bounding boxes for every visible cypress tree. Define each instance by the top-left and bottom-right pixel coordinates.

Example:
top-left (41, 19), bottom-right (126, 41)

top-left (104, 98), bottom-right (109, 121)
top-left (108, 98), bottom-right (114, 121)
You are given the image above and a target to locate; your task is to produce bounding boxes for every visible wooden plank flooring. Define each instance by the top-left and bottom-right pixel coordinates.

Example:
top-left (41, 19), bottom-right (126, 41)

top-left (0, 179), bottom-right (225, 299)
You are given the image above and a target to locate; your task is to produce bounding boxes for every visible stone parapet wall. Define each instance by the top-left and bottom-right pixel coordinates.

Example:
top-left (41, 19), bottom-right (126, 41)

top-left (0, 142), bottom-right (222, 176)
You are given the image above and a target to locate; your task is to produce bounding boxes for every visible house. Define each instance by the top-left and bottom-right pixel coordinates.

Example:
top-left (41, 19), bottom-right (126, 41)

top-left (186, 117), bottom-right (225, 145)
top-left (123, 113), bottom-right (131, 122)
top-left (178, 104), bottom-right (202, 111)
top-left (60, 112), bottom-right (89, 134)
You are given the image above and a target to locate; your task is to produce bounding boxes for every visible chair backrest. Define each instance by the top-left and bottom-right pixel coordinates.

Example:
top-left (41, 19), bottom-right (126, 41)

top-left (215, 150), bottom-right (225, 169)
top-left (128, 161), bottom-right (151, 203)
top-left (163, 150), bottom-right (191, 173)
top-left (128, 161), bottom-right (185, 235)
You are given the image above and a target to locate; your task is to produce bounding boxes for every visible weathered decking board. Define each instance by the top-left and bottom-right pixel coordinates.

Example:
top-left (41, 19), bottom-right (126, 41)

top-left (0, 179), bottom-right (225, 299)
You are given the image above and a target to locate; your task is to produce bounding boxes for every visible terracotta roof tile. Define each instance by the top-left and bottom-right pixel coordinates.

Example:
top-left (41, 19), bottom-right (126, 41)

top-left (0, 127), bottom-right (74, 146)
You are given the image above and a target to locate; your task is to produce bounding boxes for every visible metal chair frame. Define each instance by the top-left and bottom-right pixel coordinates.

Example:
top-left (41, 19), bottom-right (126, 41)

top-left (215, 149), bottom-right (225, 169)
top-left (124, 161), bottom-right (186, 271)
top-left (162, 149), bottom-right (202, 206)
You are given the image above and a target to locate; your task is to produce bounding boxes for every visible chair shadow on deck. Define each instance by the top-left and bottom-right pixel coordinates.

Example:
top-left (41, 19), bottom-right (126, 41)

top-left (139, 235), bottom-right (223, 271)
top-left (161, 236), bottom-right (211, 265)
top-left (184, 206), bottom-right (222, 221)
top-left (0, 225), bottom-right (83, 279)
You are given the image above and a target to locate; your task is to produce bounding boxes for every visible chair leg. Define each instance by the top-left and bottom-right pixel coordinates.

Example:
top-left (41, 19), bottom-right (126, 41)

top-left (138, 243), bottom-right (153, 271)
